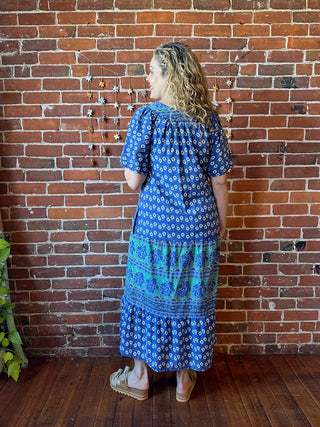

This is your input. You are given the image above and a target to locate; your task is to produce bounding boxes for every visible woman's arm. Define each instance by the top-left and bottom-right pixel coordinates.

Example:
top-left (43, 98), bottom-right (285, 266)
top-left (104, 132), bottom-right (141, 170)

top-left (124, 168), bottom-right (147, 191)
top-left (210, 173), bottom-right (229, 239)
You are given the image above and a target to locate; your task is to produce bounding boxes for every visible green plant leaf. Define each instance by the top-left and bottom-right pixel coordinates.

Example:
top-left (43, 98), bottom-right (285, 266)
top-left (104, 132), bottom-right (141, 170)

top-left (0, 287), bottom-right (9, 297)
top-left (0, 248), bottom-right (10, 263)
top-left (0, 332), bottom-right (4, 342)
top-left (11, 369), bottom-right (20, 382)
top-left (9, 330), bottom-right (23, 345)
top-left (0, 239), bottom-right (10, 263)
top-left (0, 239), bottom-right (10, 250)
top-left (2, 338), bottom-right (9, 347)
top-left (8, 360), bottom-right (20, 380)
top-left (6, 302), bottom-right (15, 311)
top-left (4, 351), bottom-right (14, 363)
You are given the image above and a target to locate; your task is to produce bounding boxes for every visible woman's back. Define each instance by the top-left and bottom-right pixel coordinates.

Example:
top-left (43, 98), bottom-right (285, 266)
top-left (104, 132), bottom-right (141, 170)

top-left (122, 101), bottom-right (232, 242)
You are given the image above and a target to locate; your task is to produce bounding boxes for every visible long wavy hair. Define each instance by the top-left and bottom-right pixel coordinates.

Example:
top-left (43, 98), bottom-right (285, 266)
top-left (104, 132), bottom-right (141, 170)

top-left (154, 42), bottom-right (216, 127)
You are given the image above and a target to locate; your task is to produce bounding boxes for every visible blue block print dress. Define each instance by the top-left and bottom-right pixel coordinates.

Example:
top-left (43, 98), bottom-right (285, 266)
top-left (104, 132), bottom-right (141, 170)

top-left (120, 101), bottom-right (233, 372)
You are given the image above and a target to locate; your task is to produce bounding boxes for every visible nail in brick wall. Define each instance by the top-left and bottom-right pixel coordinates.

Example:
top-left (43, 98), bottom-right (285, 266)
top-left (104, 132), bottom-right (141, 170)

top-left (0, 0), bottom-right (319, 357)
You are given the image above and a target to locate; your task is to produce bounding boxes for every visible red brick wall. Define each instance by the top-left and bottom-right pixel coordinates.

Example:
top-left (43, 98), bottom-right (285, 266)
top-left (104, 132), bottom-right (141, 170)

top-left (1, 0), bottom-right (319, 357)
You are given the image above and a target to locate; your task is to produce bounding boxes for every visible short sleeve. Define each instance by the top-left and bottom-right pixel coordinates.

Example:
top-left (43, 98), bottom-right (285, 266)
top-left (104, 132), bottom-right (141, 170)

top-left (120, 105), bottom-right (153, 175)
top-left (208, 118), bottom-right (233, 177)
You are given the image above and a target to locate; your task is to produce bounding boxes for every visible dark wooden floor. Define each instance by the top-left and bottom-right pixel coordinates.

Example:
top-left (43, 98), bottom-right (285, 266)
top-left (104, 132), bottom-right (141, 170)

top-left (0, 355), bottom-right (319, 426)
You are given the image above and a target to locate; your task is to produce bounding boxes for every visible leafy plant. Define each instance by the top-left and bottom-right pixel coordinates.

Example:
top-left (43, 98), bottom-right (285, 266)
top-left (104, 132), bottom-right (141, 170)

top-left (0, 238), bottom-right (28, 381)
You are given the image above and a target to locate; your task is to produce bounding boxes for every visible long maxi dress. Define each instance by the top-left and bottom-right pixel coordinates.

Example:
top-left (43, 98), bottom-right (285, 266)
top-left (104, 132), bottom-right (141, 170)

top-left (119, 101), bottom-right (233, 372)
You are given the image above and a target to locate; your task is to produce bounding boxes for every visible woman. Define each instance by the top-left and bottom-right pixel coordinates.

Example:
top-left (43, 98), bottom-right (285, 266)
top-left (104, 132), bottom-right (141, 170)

top-left (110, 42), bottom-right (233, 402)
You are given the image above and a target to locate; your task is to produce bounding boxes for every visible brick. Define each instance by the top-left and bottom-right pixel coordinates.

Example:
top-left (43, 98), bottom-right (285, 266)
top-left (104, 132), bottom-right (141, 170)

top-left (4, 77), bottom-right (37, 93)
top-left (259, 64), bottom-right (294, 76)
top-left (66, 195), bottom-right (101, 207)
top-left (213, 38), bottom-right (247, 50)
top-left (232, 0), bottom-right (268, 9)
top-left (254, 11), bottom-right (291, 23)
top-left (269, 129), bottom-right (304, 140)
top-left (0, 0), bottom-right (37, 11)
top-left (138, 11), bottom-right (174, 23)
top-left (237, 78), bottom-right (271, 89)
top-left (26, 170), bottom-right (62, 182)
top-left (39, 0), bottom-right (76, 10)
top-left (0, 40), bottom-right (19, 53)
top-left (98, 12), bottom-right (135, 24)
top-left (39, 52), bottom-right (76, 65)
top-left (58, 39), bottom-right (95, 51)
top-left (2, 52), bottom-right (38, 65)
top-left (0, 13), bottom-right (17, 24)
top-left (154, 0), bottom-right (191, 6)
top-left (9, 183), bottom-right (46, 195)
top-left (288, 37), bottom-right (320, 50)
top-left (39, 26), bottom-right (76, 38)
top-left (271, 0), bottom-right (306, 8)
top-left (58, 12), bottom-right (96, 24)
top-left (48, 183), bottom-right (84, 194)
top-left (273, 204), bottom-right (308, 215)
top-left (23, 119), bottom-right (59, 130)
top-left (293, 11), bottom-right (320, 23)
top-left (48, 208), bottom-right (85, 219)
top-left (24, 92), bottom-right (60, 104)
top-left (117, 25), bottom-right (153, 37)
top-left (5, 105), bottom-right (42, 117)
top-left (272, 24), bottom-right (308, 36)
top-left (78, 0), bottom-right (113, 9)
top-left (97, 38), bottom-right (134, 51)
top-left (215, 12), bottom-right (251, 24)
top-left (32, 65), bottom-right (70, 77)
top-left (86, 207), bottom-right (122, 219)
top-left (117, 51), bottom-right (152, 64)
top-left (0, 26), bottom-right (37, 38)
top-left (78, 25), bottom-right (114, 38)
top-left (44, 105), bottom-right (81, 117)
top-left (310, 24), bottom-right (320, 36)
top-left (43, 78), bottom-right (79, 90)
top-left (78, 51), bottom-right (115, 63)
top-left (19, 13), bottom-right (55, 25)
top-left (194, 25), bottom-right (231, 37)
top-left (248, 38), bottom-right (286, 50)
top-left (234, 25), bottom-right (269, 37)
top-left (115, 0), bottom-right (152, 8)
top-left (267, 50), bottom-right (304, 63)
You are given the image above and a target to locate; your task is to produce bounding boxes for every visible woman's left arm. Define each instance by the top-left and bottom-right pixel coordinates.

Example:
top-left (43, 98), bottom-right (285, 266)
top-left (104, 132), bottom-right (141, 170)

top-left (210, 173), bottom-right (229, 239)
top-left (124, 168), bottom-right (147, 191)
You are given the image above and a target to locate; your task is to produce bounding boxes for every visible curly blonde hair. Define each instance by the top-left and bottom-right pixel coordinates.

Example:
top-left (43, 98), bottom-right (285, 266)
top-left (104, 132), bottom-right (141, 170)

top-left (154, 42), bottom-right (216, 127)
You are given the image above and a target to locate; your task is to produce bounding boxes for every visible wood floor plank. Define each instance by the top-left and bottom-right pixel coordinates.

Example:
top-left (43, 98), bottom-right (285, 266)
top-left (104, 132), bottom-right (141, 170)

top-left (8, 359), bottom-right (65, 427)
top-left (227, 355), bottom-right (271, 426)
top-left (92, 357), bottom-right (122, 427)
top-left (72, 358), bottom-right (113, 426)
top-left (132, 368), bottom-right (154, 427)
top-left (202, 361), bottom-right (232, 426)
top-left (284, 355), bottom-right (320, 404)
top-left (170, 388), bottom-right (193, 426)
top-left (152, 371), bottom-right (172, 427)
top-left (0, 358), bottom-right (52, 426)
top-left (0, 355), bottom-right (319, 426)
top-left (53, 358), bottom-right (94, 426)
top-left (35, 359), bottom-right (87, 426)
top-left (270, 355), bottom-right (320, 426)
top-left (189, 372), bottom-right (214, 425)
top-left (241, 355), bottom-right (289, 426)
top-left (294, 355), bottom-right (320, 385)
top-left (212, 355), bottom-right (251, 425)
top-left (256, 356), bottom-right (311, 427)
